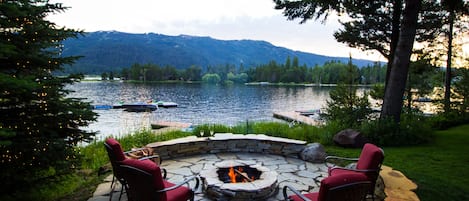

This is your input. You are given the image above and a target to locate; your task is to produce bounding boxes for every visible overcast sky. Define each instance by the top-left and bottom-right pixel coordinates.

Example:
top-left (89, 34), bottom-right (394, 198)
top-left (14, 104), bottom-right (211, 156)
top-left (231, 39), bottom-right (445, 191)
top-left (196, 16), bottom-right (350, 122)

top-left (48, 0), bottom-right (389, 61)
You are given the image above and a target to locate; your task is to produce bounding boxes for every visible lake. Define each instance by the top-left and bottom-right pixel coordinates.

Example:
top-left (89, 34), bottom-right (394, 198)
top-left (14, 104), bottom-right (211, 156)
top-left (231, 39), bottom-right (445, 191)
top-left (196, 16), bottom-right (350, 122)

top-left (68, 82), bottom-right (336, 140)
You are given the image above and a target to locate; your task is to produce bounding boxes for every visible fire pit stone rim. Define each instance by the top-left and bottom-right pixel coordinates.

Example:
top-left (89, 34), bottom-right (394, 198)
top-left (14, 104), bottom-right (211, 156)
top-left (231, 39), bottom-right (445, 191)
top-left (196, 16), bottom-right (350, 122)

top-left (200, 160), bottom-right (279, 199)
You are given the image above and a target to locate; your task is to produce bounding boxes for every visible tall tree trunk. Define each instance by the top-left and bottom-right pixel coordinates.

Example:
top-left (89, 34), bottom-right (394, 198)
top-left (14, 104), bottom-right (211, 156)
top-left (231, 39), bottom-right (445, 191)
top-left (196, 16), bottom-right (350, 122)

top-left (444, 10), bottom-right (455, 113)
top-left (381, 0), bottom-right (421, 122)
top-left (385, 0), bottom-right (403, 86)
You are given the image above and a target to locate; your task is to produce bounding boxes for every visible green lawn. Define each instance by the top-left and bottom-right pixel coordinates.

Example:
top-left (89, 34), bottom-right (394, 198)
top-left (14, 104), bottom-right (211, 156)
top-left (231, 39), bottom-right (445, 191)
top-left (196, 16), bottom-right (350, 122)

top-left (326, 124), bottom-right (469, 201)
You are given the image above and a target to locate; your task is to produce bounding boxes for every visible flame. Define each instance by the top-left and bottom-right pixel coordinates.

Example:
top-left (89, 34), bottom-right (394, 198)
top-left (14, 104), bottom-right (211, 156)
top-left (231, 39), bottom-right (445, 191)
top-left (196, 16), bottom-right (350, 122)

top-left (228, 166), bottom-right (254, 183)
top-left (228, 166), bottom-right (237, 183)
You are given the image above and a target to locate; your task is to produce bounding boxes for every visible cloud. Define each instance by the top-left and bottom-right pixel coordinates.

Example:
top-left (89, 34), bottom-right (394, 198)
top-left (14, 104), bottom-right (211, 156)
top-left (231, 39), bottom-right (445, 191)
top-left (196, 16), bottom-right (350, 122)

top-left (48, 0), bottom-right (384, 61)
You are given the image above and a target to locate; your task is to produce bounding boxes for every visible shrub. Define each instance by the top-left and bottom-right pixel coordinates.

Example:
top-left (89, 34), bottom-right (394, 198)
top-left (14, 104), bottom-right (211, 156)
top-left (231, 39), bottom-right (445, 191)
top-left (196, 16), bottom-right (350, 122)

top-left (360, 112), bottom-right (433, 146)
top-left (428, 111), bottom-right (469, 130)
top-left (318, 121), bottom-right (348, 145)
top-left (323, 84), bottom-right (372, 128)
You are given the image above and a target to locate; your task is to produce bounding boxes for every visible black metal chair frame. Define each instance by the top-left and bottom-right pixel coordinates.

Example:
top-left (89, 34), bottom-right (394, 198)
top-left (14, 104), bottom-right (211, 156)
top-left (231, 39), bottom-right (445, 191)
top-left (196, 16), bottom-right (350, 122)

top-left (324, 147), bottom-right (384, 201)
top-left (104, 142), bottom-right (166, 201)
top-left (283, 180), bottom-right (371, 201)
top-left (120, 163), bottom-right (199, 201)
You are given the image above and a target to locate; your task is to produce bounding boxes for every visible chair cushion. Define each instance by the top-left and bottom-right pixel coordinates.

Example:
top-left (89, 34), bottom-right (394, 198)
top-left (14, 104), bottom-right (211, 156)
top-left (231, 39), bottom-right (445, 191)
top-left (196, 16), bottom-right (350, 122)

top-left (105, 138), bottom-right (126, 161)
top-left (289, 192), bottom-right (319, 201)
top-left (163, 180), bottom-right (192, 201)
top-left (356, 143), bottom-right (383, 170)
top-left (318, 173), bottom-right (369, 201)
top-left (121, 159), bottom-right (192, 201)
top-left (121, 159), bottom-right (166, 190)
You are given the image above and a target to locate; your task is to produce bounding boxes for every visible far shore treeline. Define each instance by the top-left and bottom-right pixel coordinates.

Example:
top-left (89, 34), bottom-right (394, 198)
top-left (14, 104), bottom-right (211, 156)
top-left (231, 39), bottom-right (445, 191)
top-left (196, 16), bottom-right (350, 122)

top-left (100, 56), bottom-right (388, 85)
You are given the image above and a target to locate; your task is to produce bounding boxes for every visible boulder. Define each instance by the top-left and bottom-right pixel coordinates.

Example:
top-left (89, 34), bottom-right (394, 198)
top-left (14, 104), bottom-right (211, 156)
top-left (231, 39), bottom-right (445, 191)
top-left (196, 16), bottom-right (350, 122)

top-left (333, 129), bottom-right (368, 148)
top-left (300, 143), bottom-right (327, 163)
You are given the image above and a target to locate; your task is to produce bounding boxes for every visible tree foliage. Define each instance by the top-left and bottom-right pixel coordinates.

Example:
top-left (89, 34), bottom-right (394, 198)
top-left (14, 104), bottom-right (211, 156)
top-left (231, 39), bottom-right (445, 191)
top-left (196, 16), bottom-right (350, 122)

top-left (323, 56), bottom-right (372, 128)
top-left (440, 0), bottom-right (469, 113)
top-left (122, 63), bottom-right (202, 81)
top-left (324, 84), bottom-right (372, 128)
top-left (274, 0), bottom-right (433, 122)
top-left (247, 59), bottom-right (386, 84)
top-left (0, 0), bottom-right (97, 193)
top-left (202, 73), bottom-right (221, 84)
top-left (451, 66), bottom-right (469, 118)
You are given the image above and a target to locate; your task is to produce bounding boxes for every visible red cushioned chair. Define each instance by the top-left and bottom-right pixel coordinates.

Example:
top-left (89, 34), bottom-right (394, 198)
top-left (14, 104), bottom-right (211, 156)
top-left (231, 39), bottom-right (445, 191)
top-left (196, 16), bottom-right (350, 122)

top-left (119, 158), bottom-right (199, 201)
top-left (104, 138), bottom-right (165, 201)
top-left (283, 172), bottom-right (371, 201)
top-left (325, 143), bottom-right (384, 200)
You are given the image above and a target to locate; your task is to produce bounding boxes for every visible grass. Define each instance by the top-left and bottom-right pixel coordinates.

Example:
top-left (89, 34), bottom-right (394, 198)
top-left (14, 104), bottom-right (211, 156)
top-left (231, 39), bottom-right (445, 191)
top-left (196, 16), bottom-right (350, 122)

top-left (80, 129), bottom-right (193, 170)
top-left (4, 122), bottom-right (468, 201)
top-left (326, 124), bottom-right (469, 201)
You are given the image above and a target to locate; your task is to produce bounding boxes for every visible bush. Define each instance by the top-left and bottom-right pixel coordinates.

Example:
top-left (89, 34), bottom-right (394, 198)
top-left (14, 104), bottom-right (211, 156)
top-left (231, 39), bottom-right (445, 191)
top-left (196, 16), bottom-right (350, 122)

top-left (360, 112), bottom-right (433, 146)
top-left (202, 73), bottom-right (221, 84)
top-left (323, 84), bottom-right (372, 128)
top-left (428, 111), bottom-right (469, 130)
top-left (319, 120), bottom-right (348, 145)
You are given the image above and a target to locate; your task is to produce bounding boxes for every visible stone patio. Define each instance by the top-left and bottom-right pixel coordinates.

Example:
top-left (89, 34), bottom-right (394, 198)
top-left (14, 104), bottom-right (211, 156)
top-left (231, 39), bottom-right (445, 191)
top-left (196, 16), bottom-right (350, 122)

top-left (88, 152), bottom-right (329, 201)
top-left (89, 134), bottom-right (419, 201)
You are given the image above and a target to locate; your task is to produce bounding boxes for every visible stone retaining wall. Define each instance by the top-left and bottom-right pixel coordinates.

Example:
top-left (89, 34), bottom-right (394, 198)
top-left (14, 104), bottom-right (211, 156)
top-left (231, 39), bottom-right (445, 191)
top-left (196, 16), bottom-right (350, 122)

top-left (146, 133), bottom-right (307, 160)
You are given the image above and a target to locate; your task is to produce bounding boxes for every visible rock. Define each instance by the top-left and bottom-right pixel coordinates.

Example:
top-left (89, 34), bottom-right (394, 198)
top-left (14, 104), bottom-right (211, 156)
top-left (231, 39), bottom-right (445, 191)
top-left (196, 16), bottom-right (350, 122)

top-left (333, 129), bottom-right (368, 148)
top-left (98, 163), bottom-right (112, 176)
top-left (373, 175), bottom-right (386, 201)
top-left (300, 143), bottom-right (327, 163)
top-left (380, 165), bottom-right (419, 201)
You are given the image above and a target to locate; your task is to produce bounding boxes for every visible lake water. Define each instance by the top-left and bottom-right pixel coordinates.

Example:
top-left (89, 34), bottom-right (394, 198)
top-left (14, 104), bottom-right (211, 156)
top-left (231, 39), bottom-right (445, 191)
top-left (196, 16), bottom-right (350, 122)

top-left (68, 82), bottom-right (336, 139)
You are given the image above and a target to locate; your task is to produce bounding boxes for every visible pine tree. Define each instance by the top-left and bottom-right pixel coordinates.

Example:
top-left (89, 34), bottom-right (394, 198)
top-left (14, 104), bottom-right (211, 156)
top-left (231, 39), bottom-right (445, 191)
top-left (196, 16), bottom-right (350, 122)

top-left (0, 0), bottom-right (97, 192)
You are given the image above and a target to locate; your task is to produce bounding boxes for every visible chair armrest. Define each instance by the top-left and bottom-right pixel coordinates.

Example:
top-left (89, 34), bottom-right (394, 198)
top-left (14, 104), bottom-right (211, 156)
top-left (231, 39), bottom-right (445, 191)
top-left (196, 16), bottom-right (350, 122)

top-left (283, 185), bottom-right (312, 201)
top-left (325, 156), bottom-right (359, 168)
top-left (124, 147), bottom-right (147, 154)
top-left (157, 175), bottom-right (200, 193)
top-left (329, 166), bottom-right (380, 174)
top-left (138, 155), bottom-right (162, 164)
top-left (125, 149), bottom-right (162, 164)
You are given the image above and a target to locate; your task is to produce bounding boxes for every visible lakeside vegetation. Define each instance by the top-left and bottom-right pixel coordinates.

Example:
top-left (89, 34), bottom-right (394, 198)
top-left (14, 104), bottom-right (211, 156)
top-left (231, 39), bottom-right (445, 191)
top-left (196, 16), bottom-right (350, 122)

top-left (105, 58), bottom-right (388, 86)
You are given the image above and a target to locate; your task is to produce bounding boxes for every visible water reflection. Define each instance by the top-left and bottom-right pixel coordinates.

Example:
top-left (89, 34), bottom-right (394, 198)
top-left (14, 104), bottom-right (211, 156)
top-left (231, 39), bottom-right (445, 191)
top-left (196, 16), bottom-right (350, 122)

top-left (68, 82), bottom-right (334, 139)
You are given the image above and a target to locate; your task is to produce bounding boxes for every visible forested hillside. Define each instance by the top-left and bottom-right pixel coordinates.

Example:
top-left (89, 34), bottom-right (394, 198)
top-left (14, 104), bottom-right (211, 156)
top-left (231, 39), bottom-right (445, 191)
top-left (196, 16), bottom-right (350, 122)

top-left (61, 31), bottom-right (376, 74)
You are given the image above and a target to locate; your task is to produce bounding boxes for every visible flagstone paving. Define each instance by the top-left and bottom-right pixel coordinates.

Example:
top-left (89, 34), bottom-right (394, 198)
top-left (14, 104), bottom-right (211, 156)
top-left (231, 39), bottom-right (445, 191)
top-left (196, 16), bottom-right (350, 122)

top-left (88, 152), bottom-right (329, 201)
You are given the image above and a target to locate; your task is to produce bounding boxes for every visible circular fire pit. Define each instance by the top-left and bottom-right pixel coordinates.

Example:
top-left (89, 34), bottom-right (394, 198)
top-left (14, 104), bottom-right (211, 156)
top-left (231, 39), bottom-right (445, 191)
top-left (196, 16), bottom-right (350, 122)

top-left (200, 160), bottom-right (278, 200)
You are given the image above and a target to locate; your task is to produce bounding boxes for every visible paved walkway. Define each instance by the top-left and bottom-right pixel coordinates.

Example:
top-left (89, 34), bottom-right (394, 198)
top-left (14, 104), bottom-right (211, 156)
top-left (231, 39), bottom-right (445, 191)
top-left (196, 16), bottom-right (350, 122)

top-left (88, 152), bottom-right (329, 201)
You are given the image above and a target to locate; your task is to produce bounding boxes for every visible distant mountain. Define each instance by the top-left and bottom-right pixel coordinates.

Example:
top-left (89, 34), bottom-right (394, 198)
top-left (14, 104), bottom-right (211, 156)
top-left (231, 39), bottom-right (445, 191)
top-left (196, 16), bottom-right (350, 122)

top-left (61, 31), bottom-right (376, 74)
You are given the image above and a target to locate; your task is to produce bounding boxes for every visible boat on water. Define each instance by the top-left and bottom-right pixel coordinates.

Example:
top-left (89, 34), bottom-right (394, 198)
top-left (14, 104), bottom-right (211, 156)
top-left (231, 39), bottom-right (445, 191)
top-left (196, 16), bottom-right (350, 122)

top-left (122, 102), bottom-right (158, 112)
top-left (92, 100), bottom-right (176, 112)
top-left (295, 109), bottom-right (322, 116)
top-left (154, 101), bottom-right (178, 108)
top-left (92, 104), bottom-right (113, 110)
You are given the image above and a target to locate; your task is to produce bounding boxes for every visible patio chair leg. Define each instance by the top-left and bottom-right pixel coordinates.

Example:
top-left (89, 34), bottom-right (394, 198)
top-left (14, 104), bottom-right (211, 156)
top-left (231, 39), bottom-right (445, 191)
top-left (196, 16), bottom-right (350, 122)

top-left (118, 184), bottom-right (124, 201)
top-left (109, 176), bottom-right (116, 201)
top-left (190, 191), bottom-right (195, 201)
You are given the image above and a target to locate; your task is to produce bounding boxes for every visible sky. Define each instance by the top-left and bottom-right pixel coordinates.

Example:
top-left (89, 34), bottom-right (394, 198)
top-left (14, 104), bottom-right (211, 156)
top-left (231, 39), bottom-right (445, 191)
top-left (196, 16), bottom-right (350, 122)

top-left (47, 0), bottom-right (388, 62)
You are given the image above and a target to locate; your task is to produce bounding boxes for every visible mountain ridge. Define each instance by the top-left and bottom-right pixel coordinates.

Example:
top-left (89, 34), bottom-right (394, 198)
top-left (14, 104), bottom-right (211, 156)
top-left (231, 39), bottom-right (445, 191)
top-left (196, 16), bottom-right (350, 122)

top-left (61, 31), bottom-right (377, 74)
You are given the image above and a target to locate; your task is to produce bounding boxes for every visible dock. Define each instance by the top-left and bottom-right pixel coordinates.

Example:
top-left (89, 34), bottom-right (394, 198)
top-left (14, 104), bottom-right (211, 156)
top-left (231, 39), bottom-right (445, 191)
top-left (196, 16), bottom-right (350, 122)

top-left (273, 111), bottom-right (323, 126)
top-left (151, 121), bottom-right (192, 129)
top-left (151, 121), bottom-right (193, 134)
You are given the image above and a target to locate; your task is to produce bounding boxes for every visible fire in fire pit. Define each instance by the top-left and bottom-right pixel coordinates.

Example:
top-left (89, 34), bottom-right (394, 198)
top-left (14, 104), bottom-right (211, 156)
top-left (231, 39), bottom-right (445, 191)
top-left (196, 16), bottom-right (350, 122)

top-left (218, 166), bottom-right (261, 183)
top-left (200, 160), bottom-right (278, 200)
